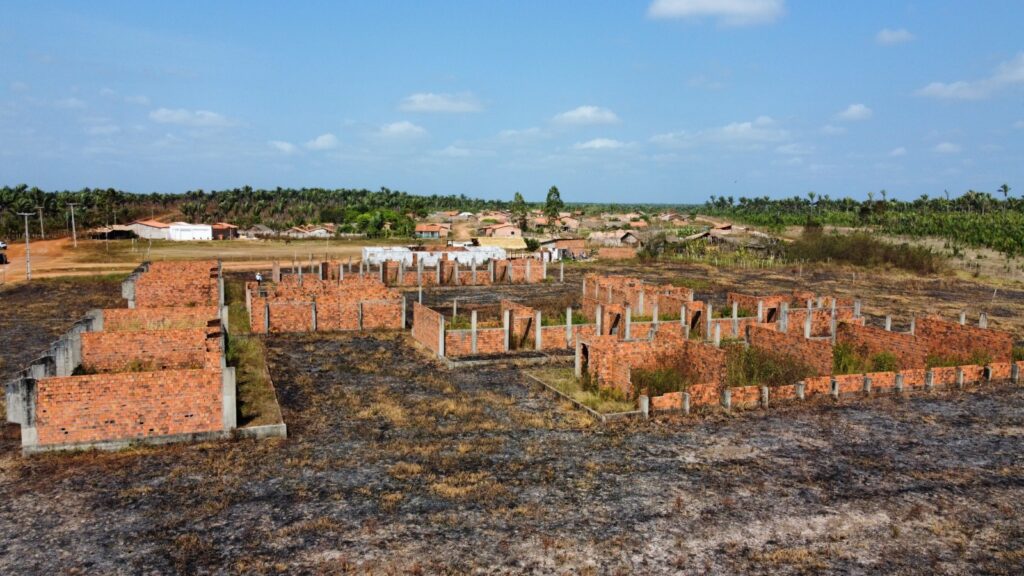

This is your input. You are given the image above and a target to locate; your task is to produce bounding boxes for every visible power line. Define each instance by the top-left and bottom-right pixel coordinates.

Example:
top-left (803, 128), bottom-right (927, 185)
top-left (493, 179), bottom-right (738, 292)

top-left (67, 203), bottom-right (79, 248)
top-left (17, 212), bottom-right (33, 280)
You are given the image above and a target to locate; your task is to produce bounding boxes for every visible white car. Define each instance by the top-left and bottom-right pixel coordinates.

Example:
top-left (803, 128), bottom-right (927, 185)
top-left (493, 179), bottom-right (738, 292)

top-left (0, 241), bottom-right (7, 250)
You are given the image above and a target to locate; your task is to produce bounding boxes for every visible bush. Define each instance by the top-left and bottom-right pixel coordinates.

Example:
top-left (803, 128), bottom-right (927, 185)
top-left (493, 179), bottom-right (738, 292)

top-left (1013, 346), bottom-right (1024, 362)
top-left (524, 238), bottom-right (540, 252)
top-left (631, 367), bottom-right (694, 399)
top-left (727, 346), bottom-right (816, 388)
top-left (926, 350), bottom-right (993, 368)
top-left (787, 228), bottom-right (945, 275)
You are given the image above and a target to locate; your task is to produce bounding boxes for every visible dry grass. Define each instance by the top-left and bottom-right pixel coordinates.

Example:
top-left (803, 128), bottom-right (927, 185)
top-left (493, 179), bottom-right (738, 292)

top-left (527, 367), bottom-right (634, 414)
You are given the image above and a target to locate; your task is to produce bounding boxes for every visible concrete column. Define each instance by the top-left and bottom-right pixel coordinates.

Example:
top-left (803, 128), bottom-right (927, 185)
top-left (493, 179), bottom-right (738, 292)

top-left (803, 314), bottom-right (812, 339)
top-left (830, 378), bottom-right (839, 399)
top-left (731, 301), bottom-right (738, 337)
top-left (218, 276), bottom-right (225, 307)
top-left (358, 302), bottom-right (364, 331)
top-left (760, 385), bottom-right (769, 408)
top-left (779, 303), bottom-right (789, 333)
top-left (895, 373), bottom-right (904, 394)
top-left (417, 259), bottom-right (423, 286)
top-left (525, 259), bottom-right (532, 283)
top-left (264, 303), bottom-right (271, 333)
top-left (359, 260), bottom-right (364, 277)
top-left (863, 375), bottom-right (872, 395)
top-left (339, 263), bottom-right (344, 281)
top-left (489, 260), bottom-right (495, 283)
top-left (652, 303), bottom-right (659, 328)
top-left (454, 261), bottom-right (460, 285)
top-left (713, 323), bottom-right (721, 347)
top-left (596, 304), bottom-right (604, 335)
top-left (796, 381), bottom-right (806, 401)
top-left (318, 262), bottom-right (324, 280)
top-left (565, 306), bottom-right (573, 344)
top-left (534, 310), bottom-right (543, 350)
top-left (956, 367), bottom-right (964, 388)
top-left (398, 261), bottom-right (405, 286)
top-left (681, 304), bottom-right (688, 330)
top-left (854, 300), bottom-right (861, 318)
top-left (452, 297), bottom-right (458, 318)
top-left (756, 300), bottom-right (764, 323)
top-left (574, 340), bottom-right (583, 378)
top-left (682, 392), bottom-right (691, 415)
top-left (607, 285), bottom-right (612, 303)
top-left (401, 296), bottom-right (407, 329)
top-left (222, 367), bottom-right (237, 430)
top-left (503, 309), bottom-right (511, 351)
top-left (705, 303), bottom-right (713, 339)
top-left (910, 316), bottom-right (916, 335)
top-left (438, 317), bottom-right (446, 358)
top-left (979, 313), bottom-right (988, 329)
top-left (1011, 363), bottom-right (1019, 384)
top-left (959, 311), bottom-right (966, 325)
top-left (298, 265), bottom-right (303, 285)
top-left (721, 388), bottom-right (731, 410)
top-left (638, 394), bottom-right (650, 419)
top-left (471, 311), bottom-right (478, 355)
top-left (638, 292), bottom-right (645, 316)
top-left (311, 302), bottom-right (317, 332)
top-left (379, 262), bottom-right (385, 284)
top-left (436, 261), bottom-right (442, 285)
top-left (471, 261), bottom-right (477, 284)
top-left (560, 261), bottom-right (564, 282)
top-left (624, 306), bottom-right (632, 340)
top-left (925, 369), bottom-right (934, 391)
top-left (885, 316), bottom-right (892, 331)
top-left (542, 260), bottom-right (547, 281)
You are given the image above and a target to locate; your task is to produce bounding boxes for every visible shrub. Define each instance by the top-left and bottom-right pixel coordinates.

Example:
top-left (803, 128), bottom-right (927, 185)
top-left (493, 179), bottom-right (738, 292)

top-left (787, 228), bottom-right (945, 275)
top-left (869, 352), bottom-right (900, 372)
top-left (727, 346), bottom-right (815, 388)
top-left (631, 367), bottom-right (695, 399)
top-left (1013, 346), bottom-right (1024, 362)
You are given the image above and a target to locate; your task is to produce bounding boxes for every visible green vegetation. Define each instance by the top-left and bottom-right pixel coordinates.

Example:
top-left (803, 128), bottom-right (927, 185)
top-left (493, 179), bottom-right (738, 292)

top-left (528, 367), bottom-right (634, 414)
top-left (670, 277), bottom-right (711, 291)
top-left (713, 306), bottom-right (753, 318)
top-left (702, 188), bottom-right (1024, 256)
top-left (540, 309), bottom-right (588, 326)
top-left (1013, 347), bottom-right (1024, 362)
top-left (925, 350), bottom-right (993, 369)
top-left (543, 185), bottom-right (564, 224)
top-left (725, 346), bottom-right (816, 388)
top-left (224, 279), bottom-right (281, 426)
top-left (832, 343), bottom-right (900, 374)
top-left (787, 226), bottom-right (946, 274)
top-left (631, 367), bottom-right (695, 399)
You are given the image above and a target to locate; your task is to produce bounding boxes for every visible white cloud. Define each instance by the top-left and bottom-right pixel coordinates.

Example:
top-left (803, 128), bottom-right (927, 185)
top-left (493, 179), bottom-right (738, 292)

top-left (498, 127), bottom-right (544, 140)
top-left (54, 97), bottom-right (86, 109)
top-left (268, 140), bottom-right (298, 155)
top-left (149, 107), bottom-right (231, 127)
top-left (875, 28), bottom-right (914, 45)
top-left (647, 0), bottom-right (784, 26)
top-left (775, 142), bottom-right (813, 155)
top-left (917, 52), bottom-right (1024, 100)
top-left (377, 121), bottom-right (427, 138)
top-left (305, 133), bottom-right (338, 150)
top-left (837, 103), bottom-right (872, 121)
top-left (399, 92), bottom-right (483, 113)
top-left (553, 105), bottom-right (620, 125)
top-left (820, 124), bottom-right (846, 135)
top-left (652, 115), bottom-right (788, 149)
top-left (573, 138), bottom-right (628, 150)
top-left (934, 142), bottom-right (961, 154)
top-left (889, 147), bottom-right (907, 157)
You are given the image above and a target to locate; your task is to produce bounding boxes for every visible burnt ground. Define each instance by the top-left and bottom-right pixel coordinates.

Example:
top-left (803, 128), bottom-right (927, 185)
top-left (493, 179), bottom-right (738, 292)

top-left (0, 331), bottom-right (1022, 574)
top-left (0, 276), bottom-right (124, 383)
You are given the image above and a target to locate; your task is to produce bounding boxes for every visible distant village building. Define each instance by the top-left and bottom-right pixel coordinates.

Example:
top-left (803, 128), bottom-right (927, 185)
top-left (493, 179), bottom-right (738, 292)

top-left (480, 223), bottom-right (522, 238)
top-left (211, 222), bottom-right (238, 240)
top-left (284, 225), bottom-right (334, 239)
top-left (127, 219), bottom-right (170, 240)
top-left (240, 224), bottom-right (275, 238)
top-left (540, 238), bottom-right (587, 259)
top-left (415, 223), bottom-right (450, 239)
top-left (168, 222), bottom-right (213, 241)
top-left (587, 230), bottom-right (641, 247)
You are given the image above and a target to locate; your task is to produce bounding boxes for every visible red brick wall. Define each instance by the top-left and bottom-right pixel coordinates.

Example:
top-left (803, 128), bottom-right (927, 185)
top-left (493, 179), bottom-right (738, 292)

top-left (835, 322), bottom-right (929, 369)
top-left (785, 307), bottom-right (859, 337)
top-left (103, 307), bottom-right (219, 331)
top-left (585, 334), bottom-right (726, 398)
top-left (135, 261), bottom-right (218, 308)
top-left (445, 328), bottom-right (506, 357)
top-left (81, 328), bottom-right (219, 372)
top-left (915, 316), bottom-right (1014, 363)
top-left (248, 277), bottom-right (402, 333)
top-left (35, 369), bottom-right (223, 446)
top-left (747, 325), bottom-right (833, 376)
top-left (412, 302), bottom-right (443, 355)
top-left (266, 301), bottom-right (315, 333)
top-left (597, 247), bottom-right (637, 259)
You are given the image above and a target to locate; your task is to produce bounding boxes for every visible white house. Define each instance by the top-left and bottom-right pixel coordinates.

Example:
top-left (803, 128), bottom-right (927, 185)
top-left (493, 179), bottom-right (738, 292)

top-left (168, 222), bottom-right (213, 241)
top-left (127, 219), bottom-right (170, 240)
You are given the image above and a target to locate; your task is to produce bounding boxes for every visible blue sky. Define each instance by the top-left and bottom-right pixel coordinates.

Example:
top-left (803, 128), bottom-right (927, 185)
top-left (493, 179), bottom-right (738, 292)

top-left (1, 1), bottom-right (1022, 203)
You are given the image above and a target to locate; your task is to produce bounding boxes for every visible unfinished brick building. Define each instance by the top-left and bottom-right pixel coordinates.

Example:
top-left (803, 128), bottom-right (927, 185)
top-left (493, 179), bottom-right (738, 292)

top-left (247, 275), bottom-right (404, 334)
top-left (6, 264), bottom-right (236, 454)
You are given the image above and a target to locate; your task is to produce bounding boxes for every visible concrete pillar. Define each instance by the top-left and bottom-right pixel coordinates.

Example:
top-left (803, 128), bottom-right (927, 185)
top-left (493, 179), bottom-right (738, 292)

top-left (1011, 363), bottom-right (1020, 384)
top-left (401, 296), bottom-right (407, 329)
top-left (565, 306), bottom-right (573, 344)
top-left (503, 309), bottom-right (511, 352)
top-left (272, 261), bottom-right (281, 283)
top-left (542, 260), bottom-right (547, 281)
top-left (624, 306), bottom-right (632, 340)
top-left (760, 385), bottom-right (769, 408)
top-left (471, 311), bottom-right (478, 355)
top-left (682, 392), bottom-right (691, 415)
top-left (956, 367), bottom-right (964, 389)
top-left (311, 302), bottom-right (317, 332)
top-left (222, 367), bottom-right (237, 430)
top-left (534, 310), bottom-right (543, 350)
top-left (721, 388), bottom-right (731, 410)
top-left (959, 311), bottom-right (966, 325)
top-left (680, 304), bottom-right (688, 330)
top-left (731, 301), bottom-right (738, 337)
top-left (418, 285), bottom-right (423, 304)
top-left (885, 316), bottom-right (892, 331)
top-left (339, 262), bottom-right (344, 281)
top-left (854, 300), bottom-right (861, 318)
top-left (713, 323), bottom-right (721, 347)
top-left (596, 304), bottom-right (604, 335)
top-left (379, 262), bottom-right (385, 284)
top-left (298, 265), bottom-right (303, 285)
top-left (705, 303), bottom-right (713, 339)
top-left (796, 381), bottom-right (805, 401)
top-left (638, 292), bottom-right (645, 316)
top-left (471, 261), bottom-right (477, 284)
top-left (779, 303), bottom-right (789, 333)
top-left (438, 317), bottom-right (446, 358)
top-left (979, 313), bottom-right (988, 329)
top-left (574, 340), bottom-right (583, 378)
top-left (925, 369), bottom-right (934, 391)
top-left (910, 316), bottom-right (916, 335)
top-left (454, 261), bottom-right (460, 285)
top-left (358, 302), bottom-right (364, 331)
top-left (560, 261), bottom-right (564, 282)
top-left (436, 261), bottom-right (442, 285)
top-left (756, 300), bottom-right (764, 323)
top-left (417, 259), bottom-right (423, 286)
top-left (218, 276), bottom-right (225, 307)
top-left (863, 375), bottom-right (872, 395)
top-left (398, 261), bottom-right (405, 286)
top-left (489, 260), bottom-right (495, 283)
top-left (639, 394), bottom-right (649, 419)
top-left (830, 378), bottom-right (839, 399)
top-left (525, 259), bottom-right (532, 283)
top-left (264, 303), bottom-right (270, 333)
top-left (652, 303), bottom-right (659, 328)
top-left (452, 298), bottom-right (458, 318)
top-left (895, 373), bottom-right (904, 394)
top-left (803, 314), bottom-right (812, 339)
top-left (318, 262), bottom-right (324, 280)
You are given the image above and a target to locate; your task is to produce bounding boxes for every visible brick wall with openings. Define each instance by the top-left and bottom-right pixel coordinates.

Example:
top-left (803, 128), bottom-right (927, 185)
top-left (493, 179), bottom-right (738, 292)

top-left (585, 333), bottom-right (727, 398)
top-left (835, 321), bottom-right (930, 369)
top-left (445, 328), bottom-right (506, 357)
top-left (34, 368), bottom-right (223, 446)
top-left (501, 300), bottom-right (537, 349)
top-left (915, 316), bottom-right (1014, 363)
top-left (134, 261), bottom-right (219, 308)
top-left (103, 306), bottom-right (219, 331)
top-left (746, 325), bottom-right (833, 376)
top-left (81, 327), bottom-right (221, 373)
top-left (782, 307), bottom-right (860, 337)
top-left (247, 276), bottom-right (402, 333)
top-left (412, 302), bottom-right (444, 356)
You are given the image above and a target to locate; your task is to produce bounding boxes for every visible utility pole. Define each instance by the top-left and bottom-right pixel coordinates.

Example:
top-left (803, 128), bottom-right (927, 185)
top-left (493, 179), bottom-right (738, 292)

top-left (67, 203), bottom-right (79, 248)
top-left (17, 212), bottom-right (33, 280)
top-left (36, 206), bottom-right (45, 239)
